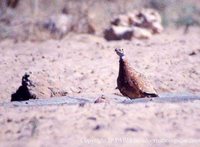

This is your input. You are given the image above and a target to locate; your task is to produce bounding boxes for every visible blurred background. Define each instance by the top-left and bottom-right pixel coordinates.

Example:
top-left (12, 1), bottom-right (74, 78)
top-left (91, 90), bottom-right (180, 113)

top-left (0, 0), bottom-right (200, 41)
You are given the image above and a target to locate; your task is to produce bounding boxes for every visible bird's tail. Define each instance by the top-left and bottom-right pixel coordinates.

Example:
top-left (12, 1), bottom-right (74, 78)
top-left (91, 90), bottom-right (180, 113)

top-left (143, 92), bottom-right (159, 98)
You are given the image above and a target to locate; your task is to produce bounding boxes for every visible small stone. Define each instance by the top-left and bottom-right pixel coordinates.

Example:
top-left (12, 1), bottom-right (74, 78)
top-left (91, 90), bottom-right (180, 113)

top-left (189, 51), bottom-right (196, 56)
top-left (79, 103), bottom-right (85, 107)
top-left (87, 117), bottom-right (96, 121)
top-left (94, 95), bottom-right (110, 104)
top-left (93, 124), bottom-right (103, 131)
top-left (124, 127), bottom-right (142, 132)
top-left (7, 118), bottom-right (12, 123)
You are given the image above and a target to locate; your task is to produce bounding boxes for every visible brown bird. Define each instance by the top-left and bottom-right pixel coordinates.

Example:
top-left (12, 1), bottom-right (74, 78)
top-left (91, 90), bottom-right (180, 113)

top-left (115, 48), bottom-right (158, 99)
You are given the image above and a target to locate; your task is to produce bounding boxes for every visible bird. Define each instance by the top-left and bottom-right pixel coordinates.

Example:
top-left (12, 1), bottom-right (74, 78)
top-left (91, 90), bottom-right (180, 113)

top-left (115, 48), bottom-right (158, 99)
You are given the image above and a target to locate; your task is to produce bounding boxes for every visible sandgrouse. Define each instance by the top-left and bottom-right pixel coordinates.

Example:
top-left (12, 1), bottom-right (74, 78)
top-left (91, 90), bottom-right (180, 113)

top-left (115, 48), bottom-right (158, 99)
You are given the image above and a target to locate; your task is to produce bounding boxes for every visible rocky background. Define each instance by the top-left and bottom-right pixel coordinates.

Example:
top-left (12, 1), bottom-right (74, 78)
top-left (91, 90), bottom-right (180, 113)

top-left (0, 0), bottom-right (200, 41)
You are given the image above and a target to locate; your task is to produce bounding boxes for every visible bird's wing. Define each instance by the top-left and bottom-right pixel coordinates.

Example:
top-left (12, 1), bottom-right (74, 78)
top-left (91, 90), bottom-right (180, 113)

top-left (129, 70), bottom-right (157, 95)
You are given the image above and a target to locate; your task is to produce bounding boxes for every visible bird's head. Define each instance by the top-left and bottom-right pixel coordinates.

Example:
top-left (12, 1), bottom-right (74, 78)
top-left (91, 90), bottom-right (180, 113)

top-left (115, 48), bottom-right (125, 59)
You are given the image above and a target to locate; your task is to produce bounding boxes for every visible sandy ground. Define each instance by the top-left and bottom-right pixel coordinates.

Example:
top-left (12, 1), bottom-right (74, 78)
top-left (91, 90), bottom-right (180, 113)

top-left (1, 99), bottom-right (200, 147)
top-left (0, 28), bottom-right (200, 146)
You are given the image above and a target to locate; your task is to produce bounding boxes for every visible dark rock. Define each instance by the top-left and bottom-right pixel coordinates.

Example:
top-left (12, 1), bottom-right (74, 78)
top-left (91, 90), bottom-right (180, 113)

top-left (94, 95), bottom-right (110, 103)
top-left (93, 124), bottom-right (103, 131)
top-left (104, 27), bottom-right (133, 41)
top-left (7, 0), bottom-right (19, 8)
top-left (124, 127), bottom-right (142, 132)
top-left (79, 103), bottom-right (85, 107)
top-left (11, 73), bottom-right (37, 102)
top-left (189, 51), bottom-right (196, 56)
top-left (87, 117), bottom-right (97, 121)
top-left (7, 118), bottom-right (12, 123)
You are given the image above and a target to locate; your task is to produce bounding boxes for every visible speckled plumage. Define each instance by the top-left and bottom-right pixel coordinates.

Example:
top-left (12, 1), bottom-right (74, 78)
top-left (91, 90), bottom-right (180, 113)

top-left (115, 48), bottom-right (158, 99)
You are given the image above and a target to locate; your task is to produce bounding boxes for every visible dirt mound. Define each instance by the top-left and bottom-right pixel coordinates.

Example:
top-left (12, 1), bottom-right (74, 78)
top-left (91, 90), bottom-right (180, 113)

top-left (11, 72), bottom-right (68, 101)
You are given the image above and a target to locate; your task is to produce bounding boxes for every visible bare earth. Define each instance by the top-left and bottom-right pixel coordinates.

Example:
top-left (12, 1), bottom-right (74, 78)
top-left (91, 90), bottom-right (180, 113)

top-left (0, 28), bottom-right (200, 146)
